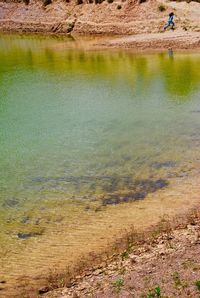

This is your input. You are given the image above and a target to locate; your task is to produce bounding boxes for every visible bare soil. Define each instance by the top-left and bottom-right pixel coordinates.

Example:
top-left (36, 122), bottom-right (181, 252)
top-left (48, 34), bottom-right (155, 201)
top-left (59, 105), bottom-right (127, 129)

top-left (0, 0), bottom-right (199, 42)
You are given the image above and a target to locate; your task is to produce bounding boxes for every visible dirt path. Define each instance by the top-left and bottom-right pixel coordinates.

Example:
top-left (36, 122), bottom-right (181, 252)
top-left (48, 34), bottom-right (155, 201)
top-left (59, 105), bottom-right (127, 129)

top-left (95, 31), bottom-right (200, 51)
top-left (45, 209), bottom-right (200, 298)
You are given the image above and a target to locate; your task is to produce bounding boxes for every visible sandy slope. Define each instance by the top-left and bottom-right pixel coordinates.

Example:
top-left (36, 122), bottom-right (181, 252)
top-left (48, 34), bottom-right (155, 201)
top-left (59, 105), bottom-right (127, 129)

top-left (0, 0), bottom-right (199, 36)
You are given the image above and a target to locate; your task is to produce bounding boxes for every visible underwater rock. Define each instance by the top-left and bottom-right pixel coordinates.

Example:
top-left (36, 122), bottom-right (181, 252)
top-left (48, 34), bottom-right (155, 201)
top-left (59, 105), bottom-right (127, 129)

top-left (2, 197), bottom-right (19, 208)
top-left (17, 232), bottom-right (34, 239)
top-left (85, 206), bottom-right (90, 211)
top-left (102, 178), bottom-right (168, 206)
top-left (135, 179), bottom-right (168, 192)
top-left (121, 154), bottom-right (131, 161)
top-left (151, 161), bottom-right (176, 170)
top-left (21, 216), bottom-right (30, 224)
top-left (32, 176), bottom-right (48, 182)
top-left (102, 176), bottom-right (119, 192)
top-left (17, 231), bottom-right (43, 239)
top-left (31, 175), bottom-right (168, 204)
top-left (102, 191), bottom-right (146, 206)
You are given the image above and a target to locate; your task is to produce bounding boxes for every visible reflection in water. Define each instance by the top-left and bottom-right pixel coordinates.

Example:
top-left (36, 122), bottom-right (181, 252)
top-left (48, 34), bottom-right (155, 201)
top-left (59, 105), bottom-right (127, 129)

top-left (0, 34), bottom-right (200, 296)
top-left (159, 52), bottom-right (200, 97)
top-left (168, 48), bottom-right (174, 60)
top-left (0, 34), bottom-right (200, 97)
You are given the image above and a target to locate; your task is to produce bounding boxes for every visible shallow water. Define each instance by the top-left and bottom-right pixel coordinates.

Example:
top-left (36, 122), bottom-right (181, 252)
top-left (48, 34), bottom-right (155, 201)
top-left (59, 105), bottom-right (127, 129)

top-left (0, 34), bottom-right (200, 295)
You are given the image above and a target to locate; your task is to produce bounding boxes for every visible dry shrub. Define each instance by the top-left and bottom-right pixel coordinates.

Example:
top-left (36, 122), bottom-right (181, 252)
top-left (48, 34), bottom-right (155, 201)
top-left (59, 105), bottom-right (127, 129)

top-left (158, 4), bottom-right (166, 11)
top-left (43, 0), bottom-right (52, 6)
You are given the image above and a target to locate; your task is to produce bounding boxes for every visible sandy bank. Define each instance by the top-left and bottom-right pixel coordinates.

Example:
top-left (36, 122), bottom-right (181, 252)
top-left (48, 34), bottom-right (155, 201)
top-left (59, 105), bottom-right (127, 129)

top-left (94, 31), bottom-right (200, 51)
top-left (0, 0), bottom-right (199, 37)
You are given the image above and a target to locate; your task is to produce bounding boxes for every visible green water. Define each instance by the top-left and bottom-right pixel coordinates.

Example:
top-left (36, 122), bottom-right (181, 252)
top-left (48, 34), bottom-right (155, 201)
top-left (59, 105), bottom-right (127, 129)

top-left (1, 34), bottom-right (200, 294)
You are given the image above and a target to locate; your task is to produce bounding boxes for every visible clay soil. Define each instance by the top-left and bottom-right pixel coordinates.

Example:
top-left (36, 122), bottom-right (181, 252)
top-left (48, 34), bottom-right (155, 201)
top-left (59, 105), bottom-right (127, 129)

top-left (45, 208), bottom-right (200, 298)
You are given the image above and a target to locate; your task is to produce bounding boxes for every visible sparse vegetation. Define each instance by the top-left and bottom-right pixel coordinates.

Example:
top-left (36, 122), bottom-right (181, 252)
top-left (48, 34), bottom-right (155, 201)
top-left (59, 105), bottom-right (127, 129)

top-left (158, 4), bottom-right (166, 12)
top-left (117, 4), bottom-right (122, 9)
top-left (121, 250), bottom-right (129, 260)
top-left (172, 272), bottom-right (182, 288)
top-left (67, 21), bottom-right (75, 33)
top-left (107, 0), bottom-right (114, 3)
top-left (77, 0), bottom-right (83, 4)
top-left (113, 278), bottom-right (124, 293)
top-left (147, 287), bottom-right (161, 298)
top-left (195, 280), bottom-right (200, 292)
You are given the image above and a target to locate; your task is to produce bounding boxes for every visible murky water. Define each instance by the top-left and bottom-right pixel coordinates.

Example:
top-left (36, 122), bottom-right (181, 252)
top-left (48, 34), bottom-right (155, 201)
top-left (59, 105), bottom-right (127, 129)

top-left (1, 34), bottom-right (200, 296)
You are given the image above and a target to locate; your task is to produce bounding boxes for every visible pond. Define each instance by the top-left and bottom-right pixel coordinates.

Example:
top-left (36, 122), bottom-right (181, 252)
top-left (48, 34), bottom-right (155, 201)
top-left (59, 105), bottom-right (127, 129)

top-left (0, 34), bottom-right (200, 296)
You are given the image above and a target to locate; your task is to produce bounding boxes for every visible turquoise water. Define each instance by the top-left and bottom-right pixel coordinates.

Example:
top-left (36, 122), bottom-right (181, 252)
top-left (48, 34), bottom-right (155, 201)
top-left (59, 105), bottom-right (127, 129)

top-left (1, 34), bottom-right (200, 295)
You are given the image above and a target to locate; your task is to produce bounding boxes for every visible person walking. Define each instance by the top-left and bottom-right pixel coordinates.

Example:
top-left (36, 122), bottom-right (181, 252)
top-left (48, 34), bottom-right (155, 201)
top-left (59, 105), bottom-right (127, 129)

top-left (164, 12), bottom-right (175, 31)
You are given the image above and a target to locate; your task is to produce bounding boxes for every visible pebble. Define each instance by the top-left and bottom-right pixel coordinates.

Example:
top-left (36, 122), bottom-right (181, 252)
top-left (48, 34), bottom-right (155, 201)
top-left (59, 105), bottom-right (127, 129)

top-left (38, 286), bottom-right (50, 294)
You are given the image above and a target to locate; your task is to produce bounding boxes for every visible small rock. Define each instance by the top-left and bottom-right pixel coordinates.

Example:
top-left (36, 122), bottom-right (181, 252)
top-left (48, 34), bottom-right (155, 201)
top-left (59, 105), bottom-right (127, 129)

top-left (78, 283), bottom-right (88, 291)
top-left (130, 256), bottom-right (137, 264)
top-left (38, 286), bottom-right (50, 294)
top-left (159, 251), bottom-right (165, 256)
top-left (17, 232), bottom-right (33, 239)
top-left (94, 269), bottom-right (104, 275)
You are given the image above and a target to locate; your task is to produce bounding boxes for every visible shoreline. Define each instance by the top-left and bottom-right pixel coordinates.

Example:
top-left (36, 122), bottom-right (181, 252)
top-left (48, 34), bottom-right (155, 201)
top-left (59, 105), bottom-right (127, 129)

top-left (93, 31), bottom-right (200, 52)
top-left (1, 30), bottom-right (200, 53)
top-left (8, 169), bottom-right (200, 298)
top-left (43, 205), bottom-right (200, 297)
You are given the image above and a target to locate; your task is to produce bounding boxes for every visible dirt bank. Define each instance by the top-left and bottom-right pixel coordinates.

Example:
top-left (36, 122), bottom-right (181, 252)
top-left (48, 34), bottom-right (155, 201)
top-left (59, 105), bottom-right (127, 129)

top-left (0, 0), bottom-right (199, 36)
top-left (45, 207), bottom-right (200, 298)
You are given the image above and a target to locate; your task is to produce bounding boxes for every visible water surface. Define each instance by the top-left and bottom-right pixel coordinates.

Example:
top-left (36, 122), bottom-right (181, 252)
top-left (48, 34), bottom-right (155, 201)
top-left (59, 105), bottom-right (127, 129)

top-left (0, 34), bottom-right (200, 296)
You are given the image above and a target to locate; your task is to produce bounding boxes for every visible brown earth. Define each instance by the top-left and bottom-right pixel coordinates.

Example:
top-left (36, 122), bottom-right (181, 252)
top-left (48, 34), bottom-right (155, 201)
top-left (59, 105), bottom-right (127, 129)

top-left (0, 0), bottom-right (199, 38)
top-left (45, 208), bottom-right (200, 298)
